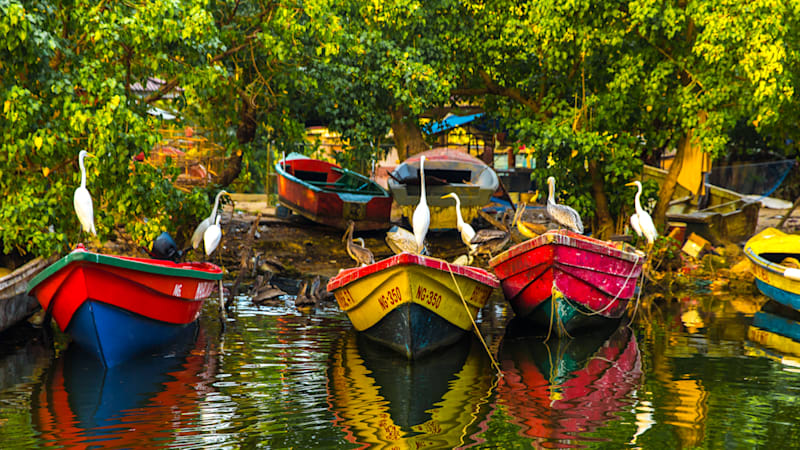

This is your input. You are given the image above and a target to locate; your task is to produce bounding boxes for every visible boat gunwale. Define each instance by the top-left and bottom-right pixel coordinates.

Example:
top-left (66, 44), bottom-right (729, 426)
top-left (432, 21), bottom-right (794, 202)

top-left (327, 253), bottom-right (499, 292)
top-left (28, 249), bottom-right (222, 293)
top-left (489, 230), bottom-right (644, 268)
top-left (275, 157), bottom-right (391, 198)
top-left (744, 228), bottom-right (800, 278)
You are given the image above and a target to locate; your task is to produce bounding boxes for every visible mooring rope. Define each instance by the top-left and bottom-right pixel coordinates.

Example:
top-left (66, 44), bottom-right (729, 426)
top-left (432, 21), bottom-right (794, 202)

top-left (446, 263), bottom-right (503, 377)
top-left (562, 252), bottom-right (642, 317)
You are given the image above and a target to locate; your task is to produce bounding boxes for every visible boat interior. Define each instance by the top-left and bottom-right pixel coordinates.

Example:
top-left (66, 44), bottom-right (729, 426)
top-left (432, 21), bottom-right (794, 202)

top-left (283, 159), bottom-right (386, 196)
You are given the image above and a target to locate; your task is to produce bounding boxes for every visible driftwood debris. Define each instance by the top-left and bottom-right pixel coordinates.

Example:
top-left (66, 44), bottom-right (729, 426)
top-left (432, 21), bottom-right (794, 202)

top-left (228, 212), bottom-right (262, 308)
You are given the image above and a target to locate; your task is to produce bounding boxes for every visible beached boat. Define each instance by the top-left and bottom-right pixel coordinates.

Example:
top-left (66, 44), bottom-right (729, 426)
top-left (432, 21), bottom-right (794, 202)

top-left (276, 153), bottom-right (392, 231)
top-left (0, 256), bottom-right (56, 334)
top-left (326, 253), bottom-right (499, 358)
top-left (644, 165), bottom-right (760, 245)
top-left (327, 331), bottom-right (493, 448)
top-left (388, 148), bottom-right (499, 230)
top-left (489, 230), bottom-right (645, 337)
top-left (745, 227), bottom-right (800, 313)
top-left (27, 245), bottom-right (223, 367)
top-left (497, 324), bottom-right (642, 442)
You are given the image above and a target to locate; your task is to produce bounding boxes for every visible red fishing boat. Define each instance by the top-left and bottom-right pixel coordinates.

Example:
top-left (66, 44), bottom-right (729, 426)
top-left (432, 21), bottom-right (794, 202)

top-left (27, 245), bottom-right (223, 367)
top-left (327, 253), bottom-right (498, 358)
top-left (489, 230), bottom-right (644, 337)
top-left (276, 153), bottom-right (392, 230)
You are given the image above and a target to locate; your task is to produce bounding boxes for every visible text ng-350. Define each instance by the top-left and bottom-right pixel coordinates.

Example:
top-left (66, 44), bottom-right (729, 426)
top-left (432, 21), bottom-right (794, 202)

top-left (416, 286), bottom-right (442, 309)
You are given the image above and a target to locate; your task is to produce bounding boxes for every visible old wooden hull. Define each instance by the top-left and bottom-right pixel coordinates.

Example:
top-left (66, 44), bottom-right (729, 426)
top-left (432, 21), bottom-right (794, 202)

top-left (0, 256), bottom-right (55, 334)
top-left (27, 246), bottom-right (222, 367)
top-left (489, 230), bottom-right (645, 337)
top-left (745, 227), bottom-right (800, 313)
top-left (327, 253), bottom-right (498, 359)
top-left (388, 148), bottom-right (499, 230)
top-left (276, 153), bottom-right (392, 231)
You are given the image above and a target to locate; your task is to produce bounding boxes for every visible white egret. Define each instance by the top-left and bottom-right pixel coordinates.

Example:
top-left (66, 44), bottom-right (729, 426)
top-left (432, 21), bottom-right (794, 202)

top-left (192, 190), bottom-right (229, 249)
top-left (73, 150), bottom-right (96, 236)
top-left (442, 192), bottom-right (477, 254)
top-left (343, 221), bottom-right (375, 266)
top-left (626, 181), bottom-right (658, 246)
top-left (203, 214), bottom-right (222, 256)
top-left (546, 176), bottom-right (584, 234)
top-left (411, 155), bottom-right (430, 254)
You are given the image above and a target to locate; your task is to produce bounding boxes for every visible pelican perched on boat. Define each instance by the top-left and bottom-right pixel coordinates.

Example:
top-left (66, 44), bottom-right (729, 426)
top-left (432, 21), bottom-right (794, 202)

top-left (411, 155), bottom-right (430, 254)
top-left (546, 176), bottom-right (584, 234)
top-left (514, 202), bottom-right (540, 239)
top-left (626, 181), bottom-right (658, 246)
top-left (192, 190), bottom-right (230, 250)
top-left (203, 214), bottom-right (222, 256)
top-left (385, 225), bottom-right (428, 255)
top-left (343, 221), bottom-right (374, 266)
top-left (74, 150), bottom-right (96, 236)
top-left (471, 209), bottom-right (517, 259)
top-left (442, 192), bottom-right (477, 254)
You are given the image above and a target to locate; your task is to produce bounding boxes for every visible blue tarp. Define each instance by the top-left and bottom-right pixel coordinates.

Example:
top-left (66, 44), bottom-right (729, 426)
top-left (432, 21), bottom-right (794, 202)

top-left (423, 113), bottom-right (485, 135)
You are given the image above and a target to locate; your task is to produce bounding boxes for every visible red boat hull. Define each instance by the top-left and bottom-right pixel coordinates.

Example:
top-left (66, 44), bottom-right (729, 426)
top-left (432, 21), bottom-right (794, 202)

top-left (489, 230), bottom-right (644, 335)
top-left (276, 155), bottom-right (392, 231)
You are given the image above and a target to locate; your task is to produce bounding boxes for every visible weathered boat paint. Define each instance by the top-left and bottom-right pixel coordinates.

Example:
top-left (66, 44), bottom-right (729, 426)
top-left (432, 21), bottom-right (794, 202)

top-left (0, 256), bottom-right (55, 334)
top-left (745, 227), bottom-right (800, 313)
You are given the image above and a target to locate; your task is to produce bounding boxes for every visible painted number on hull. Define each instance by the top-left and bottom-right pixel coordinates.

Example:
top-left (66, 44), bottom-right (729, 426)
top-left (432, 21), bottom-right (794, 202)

top-left (378, 286), bottom-right (402, 311)
top-left (337, 289), bottom-right (355, 309)
top-left (416, 286), bottom-right (442, 309)
top-left (195, 281), bottom-right (216, 299)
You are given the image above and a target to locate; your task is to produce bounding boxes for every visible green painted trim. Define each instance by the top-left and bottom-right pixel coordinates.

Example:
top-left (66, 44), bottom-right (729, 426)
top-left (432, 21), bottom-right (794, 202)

top-left (28, 251), bottom-right (222, 293)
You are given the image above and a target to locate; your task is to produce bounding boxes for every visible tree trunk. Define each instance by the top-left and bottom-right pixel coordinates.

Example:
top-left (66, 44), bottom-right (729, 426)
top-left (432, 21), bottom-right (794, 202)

top-left (389, 105), bottom-right (429, 156)
top-left (653, 131), bottom-right (691, 229)
top-left (217, 96), bottom-right (255, 186)
top-left (589, 160), bottom-right (614, 240)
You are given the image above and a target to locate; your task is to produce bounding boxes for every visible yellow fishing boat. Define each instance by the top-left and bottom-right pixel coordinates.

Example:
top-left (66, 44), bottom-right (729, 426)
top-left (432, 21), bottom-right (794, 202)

top-left (327, 331), bottom-right (495, 448)
top-left (326, 253), bottom-right (499, 359)
top-left (744, 227), bottom-right (800, 312)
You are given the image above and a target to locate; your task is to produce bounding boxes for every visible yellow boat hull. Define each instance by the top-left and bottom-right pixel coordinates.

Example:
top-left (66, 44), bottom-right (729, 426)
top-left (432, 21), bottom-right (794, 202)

top-left (744, 227), bottom-right (800, 311)
top-left (327, 253), bottom-right (499, 358)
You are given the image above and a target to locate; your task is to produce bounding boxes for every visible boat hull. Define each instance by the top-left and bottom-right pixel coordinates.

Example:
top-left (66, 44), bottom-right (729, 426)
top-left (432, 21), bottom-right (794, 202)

top-left (276, 154), bottom-right (392, 230)
top-left (28, 248), bottom-right (222, 366)
top-left (327, 253), bottom-right (498, 359)
top-left (489, 230), bottom-right (644, 337)
top-left (0, 257), bottom-right (55, 334)
top-left (745, 227), bottom-right (800, 312)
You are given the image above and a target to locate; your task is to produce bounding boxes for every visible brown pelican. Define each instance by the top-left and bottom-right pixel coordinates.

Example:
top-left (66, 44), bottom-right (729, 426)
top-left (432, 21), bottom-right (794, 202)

top-left (385, 225), bottom-right (427, 255)
top-left (442, 192), bottom-right (477, 254)
top-left (514, 202), bottom-right (540, 239)
top-left (74, 150), bottom-right (96, 236)
top-left (192, 190), bottom-right (230, 249)
top-left (251, 273), bottom-right (288, 304)
top-left (412, 155), bottom-right (430, 254)
top-left (625, 181), bottom-right (657, 245)
top-left (470, 209), bottom-right (519, 259)
top-left (343, 221), bottom-right (375, 266)
top-left (546, 177), bottom-right (584, 234)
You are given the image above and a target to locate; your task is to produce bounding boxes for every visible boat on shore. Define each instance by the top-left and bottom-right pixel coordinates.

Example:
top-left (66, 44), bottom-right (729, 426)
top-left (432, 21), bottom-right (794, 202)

top-left (388, 148), bottom-right (499, 230)
top-left (745, 227), bottom-right (800, 312)
top-left (276, 153), bottom-right (392, 231)
top-left (326, 253), bottom-right (499, 359)
top-left (0, 256), bottom-right (56, 334)
top-left (27, 245), bottom-right (223, 367)
top-left (489, 230), bottom-right (645, 337)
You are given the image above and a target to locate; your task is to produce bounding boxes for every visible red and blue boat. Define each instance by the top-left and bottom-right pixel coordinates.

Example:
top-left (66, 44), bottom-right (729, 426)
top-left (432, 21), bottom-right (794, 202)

top-left (489, 230), bottom-right (644, 337)
top-left (276, 153), bottom-right (392, 230)
top-left (27, 245), bottom-right (223, 367)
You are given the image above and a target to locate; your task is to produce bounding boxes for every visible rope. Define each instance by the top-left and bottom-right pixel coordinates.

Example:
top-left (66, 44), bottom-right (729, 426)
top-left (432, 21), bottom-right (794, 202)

top-left (561, 252), bottom-right (642, 317)
top-left (446, 263), bottom-right (503, 377)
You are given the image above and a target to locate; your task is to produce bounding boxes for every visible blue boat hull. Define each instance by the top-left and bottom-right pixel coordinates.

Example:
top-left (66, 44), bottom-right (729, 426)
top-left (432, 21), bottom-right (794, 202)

top-left (754, 279), bottom-right (800, 312)
top-left (67, 300), bottom-right (196, 367)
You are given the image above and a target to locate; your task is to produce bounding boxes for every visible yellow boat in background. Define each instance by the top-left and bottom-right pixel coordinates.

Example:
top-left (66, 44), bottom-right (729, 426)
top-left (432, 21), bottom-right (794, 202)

top-left (327, 331), bottom-right (495, 448)
top-left (326, 253), bottom-right (499, 359)
top-left (744, 227), bottom-right (800, 312)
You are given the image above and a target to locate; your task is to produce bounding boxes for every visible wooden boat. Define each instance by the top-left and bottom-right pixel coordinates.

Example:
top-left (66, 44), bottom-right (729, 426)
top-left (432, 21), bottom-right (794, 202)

top-left (644, 165), bottom-right (760, 245)
top-left (27, 245), bottom-right (223, 367)
top-left (489, 230), bottom-right (645, 337)
top-left (0, 256), bottom-right (55, 334)
top-left (497, 324), bottom-right (642, 443)
top-left (744, 227), bottom-right (800, 312)
top-left (276, 153), bottom-right (392, 230)
top-left (388, 147), bottom-right (499, 230)
top-left (326, 252), bottom-right (499, 358)
top-left (327, 330), bottom-right (494, 448)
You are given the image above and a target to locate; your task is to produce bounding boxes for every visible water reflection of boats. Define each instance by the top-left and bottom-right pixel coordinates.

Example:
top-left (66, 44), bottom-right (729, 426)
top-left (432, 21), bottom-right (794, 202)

top-left (496, 323), bottom-right (642, 444)
top-left (747, 300), bottom-right (800, 358)
top-left (327, 331), bottom-right (495, 448)
top-left (33, 324), bottom-right (219, 447)
top-left (0, 327), bottom-right (51, 392)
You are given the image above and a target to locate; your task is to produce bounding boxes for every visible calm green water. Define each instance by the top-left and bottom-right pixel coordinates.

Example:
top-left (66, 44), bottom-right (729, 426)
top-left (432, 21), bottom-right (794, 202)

top-left (0, 289), bottom-right (799, 448)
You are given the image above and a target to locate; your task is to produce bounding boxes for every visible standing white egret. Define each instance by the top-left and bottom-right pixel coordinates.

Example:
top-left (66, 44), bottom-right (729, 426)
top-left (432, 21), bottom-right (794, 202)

top-left (203, 214), bottom-right (222, 256)
top-left (442, 192), bottom-right (476, 254)
top-left (192, 190), bottom-right (229, 249)
top-left (411, 155), bottom-right (430, 254)
top-left (546, 176), bottom-right (584, 234)
top-left (73, 150), bottom-right (96, 236)
top-left (625, 181), bottom-right (658, 245)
